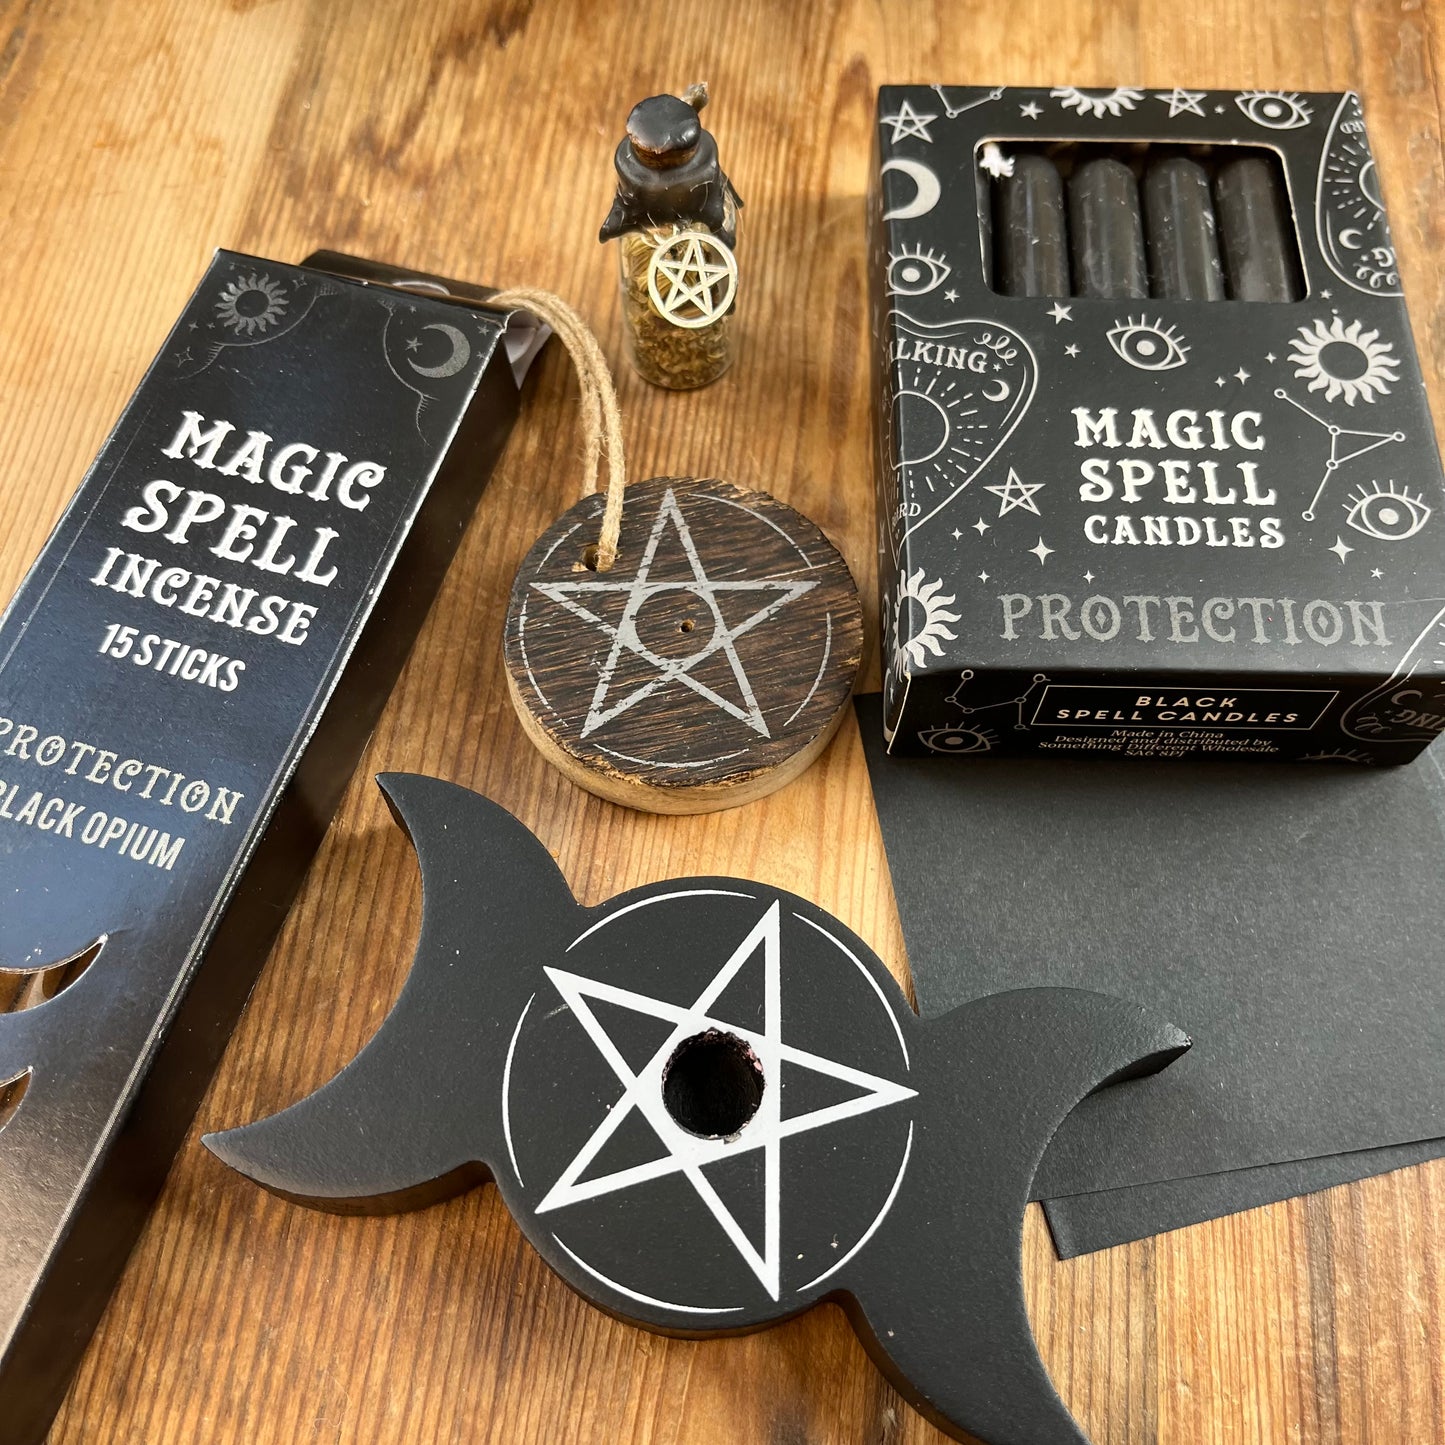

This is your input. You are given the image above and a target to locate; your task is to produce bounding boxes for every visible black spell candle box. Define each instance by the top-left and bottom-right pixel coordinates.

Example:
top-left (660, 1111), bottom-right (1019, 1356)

top-left (0, 249), bottom-right (542, 1443)
top-left (871, 85), bottom-right (1445, 763)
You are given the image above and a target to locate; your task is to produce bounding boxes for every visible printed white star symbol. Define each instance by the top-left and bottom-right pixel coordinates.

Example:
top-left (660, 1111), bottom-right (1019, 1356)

top-left (1155, 88), bottom-right (1207, 118)
top-left (1048, 302), bottom-right (1072, 323)
top-left (536, 901), bottom-right (917, 1300)
top-left (1029, 538), bottom-right (1054, 565)
top-left (1215, 376), bottom-right (1227, 387)
top-left (1329, 536), bottom-right (1355, 563)
top-left (1321, 289), bottom-right (1333, 299)
top-left (1235, 367), bottom-right (1250, 383)
top-left (881, 99), bottom-right (937, 143)
top-left (1020, 101), bottom-right (1043, 119)
top-left (1214, 104), bottom-right (1226, 113)
top-left (943, 288), bottom-right (959, 302)
top-left (405, 336), bottom-right (422, 352)
top-left (1372, 567), bottom-right (1384, 578)
top-left (979, 571), bottom-right (990, 582)
top-left (985, 467), bottom-right (1044, 517)
top-left (1266, 352), bottom-right (1277, 363)
top-left (972, 517), bottom-right (991, 535)
top-left (1064, 343), bottom-right (1080, 358)
top-left (952, 528), bottom-right (964, 540)
top-left (531, 488), bottom-right (815, 739)
top-left (1083, 570), bottom-right (1096, 583)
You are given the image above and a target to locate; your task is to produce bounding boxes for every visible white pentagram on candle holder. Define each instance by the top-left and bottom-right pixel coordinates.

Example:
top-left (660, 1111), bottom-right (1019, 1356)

top-left (648, 231), bottom-right (738, 329)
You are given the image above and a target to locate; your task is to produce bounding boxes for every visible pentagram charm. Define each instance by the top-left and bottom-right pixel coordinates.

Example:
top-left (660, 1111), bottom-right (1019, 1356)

top-left (647, 230), bottom-right (738, 329)
top-left (504, 476), bottom-right (862, 813)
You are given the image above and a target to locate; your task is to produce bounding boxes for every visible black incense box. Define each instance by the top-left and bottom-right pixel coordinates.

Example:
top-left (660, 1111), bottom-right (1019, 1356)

top-left (871, 86), bottom-right (1445, 763)
top-left (0, 248), bottom-right (543, 1442)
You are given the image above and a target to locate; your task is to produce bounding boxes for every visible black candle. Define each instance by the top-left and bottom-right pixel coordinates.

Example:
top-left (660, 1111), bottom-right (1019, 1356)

top-left (1068, 157), bottom-right (1148, 299)
top-left (1143, 156), bottom-right (1226, 301)
top-left (1214, 156), bottom-right (1302, 302)
top-left (994, 153), bottom-right (1069, 297)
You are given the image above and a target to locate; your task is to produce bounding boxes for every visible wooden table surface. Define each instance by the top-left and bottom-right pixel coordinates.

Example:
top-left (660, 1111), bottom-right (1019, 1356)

top-left (2, 0), bottom-right (1442, 1440)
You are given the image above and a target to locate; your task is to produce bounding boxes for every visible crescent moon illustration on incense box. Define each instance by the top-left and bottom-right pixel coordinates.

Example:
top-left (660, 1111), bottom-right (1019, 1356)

top-left (407, 322), bottom-right (472, 379)
top-left (881, 158), bottom-right (941, 221)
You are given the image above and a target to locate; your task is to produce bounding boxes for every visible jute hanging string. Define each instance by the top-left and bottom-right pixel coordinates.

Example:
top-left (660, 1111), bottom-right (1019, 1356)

top-left (490, 288), bottom-right (627, 571)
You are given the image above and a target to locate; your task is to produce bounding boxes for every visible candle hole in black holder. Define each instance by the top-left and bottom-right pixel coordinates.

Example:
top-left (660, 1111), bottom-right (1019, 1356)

top-left (662, 1029), bottom-right (765, 1138)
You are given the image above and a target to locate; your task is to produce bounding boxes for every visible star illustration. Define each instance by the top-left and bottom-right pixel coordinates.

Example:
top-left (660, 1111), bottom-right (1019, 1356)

top-left (972, 517), bottom-right (991, 535)
top-left (985, 467), bottom-right (1044, 517)
top-left (979, 571), bottom-right (990, 583)
top-left (1321, 289), bottom-right (1333, 299)
top-left (943, 287), bottom-right (959, 302)
top-left (951, 528), bottom-right (964, 540)
top-left (1329, 536), bottom-right (1354, 564)
top-left (1083, 570), bottom-right (1096, 583)
top-left (881, 99), bottom-right (936, 143)
top-left (531, 489), bottom-right (815, 739)
top-left (1235, 367), bottom-right (1250, 383)
top-left (653, 236), bottom-right (734, 319)
top-left (1215, 376), bottom-right (1227, 387)
top-left (1266, 352), bottom-right (1277, 363)
top-left (405, 336), bottom-right (422, 351)
top-left (1020, 100), bottom-right (1043, 119)
top-left (1048, 302), bottom-right (1072, 324)
top-left (1372, 567), bottom-right (1384, 579)
top-left (1155, 87), bottom-right (1207, 118)
top-left (1214, 104), bottom-right (1226, 114)
top-left (535, 901), bottom-right (917, 1300)
top-left (1064, 343), bottom-right (1080, 358)
top-left (1029, 538), bottom-right (1054, 565)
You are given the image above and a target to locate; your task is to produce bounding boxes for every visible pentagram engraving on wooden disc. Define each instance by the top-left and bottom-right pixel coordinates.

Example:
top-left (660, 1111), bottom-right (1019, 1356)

top-left (504, 475), bottom-right (863, 813)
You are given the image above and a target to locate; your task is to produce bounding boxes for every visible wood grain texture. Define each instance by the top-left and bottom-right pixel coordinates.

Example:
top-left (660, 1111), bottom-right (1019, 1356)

top-left (504, 475), bottom-right (862, 811)
top-left (0, 0), bottom-right (1439, 1440)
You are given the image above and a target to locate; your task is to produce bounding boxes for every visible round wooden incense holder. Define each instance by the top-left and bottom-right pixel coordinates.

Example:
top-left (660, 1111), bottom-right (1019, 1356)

top-left (504, 475), bottom-right (862, 813)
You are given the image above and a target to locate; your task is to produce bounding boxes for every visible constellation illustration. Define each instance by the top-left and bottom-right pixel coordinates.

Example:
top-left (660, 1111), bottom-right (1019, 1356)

top-left (1277, 389), bottom-right (1405, 520)
top-left (917, 670), bottom-right (1051, 752)
top-left (930, 84), bottom-right (1004, 119)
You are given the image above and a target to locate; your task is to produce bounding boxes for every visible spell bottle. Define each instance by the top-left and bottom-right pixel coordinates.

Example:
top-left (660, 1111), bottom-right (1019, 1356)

top-left (598, 83), bottom-right (742, 389)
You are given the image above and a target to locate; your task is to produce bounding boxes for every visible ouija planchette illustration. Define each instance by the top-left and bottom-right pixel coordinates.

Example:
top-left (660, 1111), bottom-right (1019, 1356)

top-left (206, 774), bottom-right (1188, 1445)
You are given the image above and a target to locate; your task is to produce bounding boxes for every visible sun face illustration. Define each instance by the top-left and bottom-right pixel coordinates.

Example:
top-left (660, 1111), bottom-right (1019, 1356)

top-left (215, 273), bottom-right (290, 336)
top-left (893, 568), bottom-right (961, 675)
top-left (1288, 317), bottom-right (1399, 405)
top-left (1049, 86), bottom-right (1144, 119)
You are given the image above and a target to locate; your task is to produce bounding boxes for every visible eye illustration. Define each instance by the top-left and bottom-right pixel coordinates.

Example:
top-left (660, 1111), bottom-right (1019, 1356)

top-left (1234, 90), bottom-right (1313, 130)
top-left (1344, 480), bottom-right (1432, 541)
top-left (887, 245), bottom-right (952, 297)
top-left (1106, 316), bottom-right (1189, 371)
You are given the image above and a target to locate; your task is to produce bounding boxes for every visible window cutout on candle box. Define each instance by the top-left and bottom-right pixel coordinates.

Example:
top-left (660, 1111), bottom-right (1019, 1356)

top-left (978, 141), bottom-right (1306, 303)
